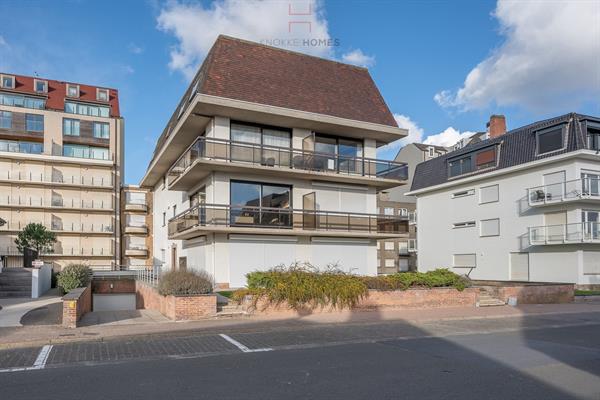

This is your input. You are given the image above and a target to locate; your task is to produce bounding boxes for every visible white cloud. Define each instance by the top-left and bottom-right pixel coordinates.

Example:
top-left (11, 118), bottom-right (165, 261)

top-left (435, 0), bottom-right (600, 112)
top-left (377, 114), bottom-right (476, 159)
top-left (423, 127), bottom-right (476, 147)
top-left (157, 0), bottom-right (335, 79)
top-left (341, 49), bottom-right (375, 67)
top-left (128, 43), bottom-right (144, 55)
top-left (0, 36), bottom-right (7, 48)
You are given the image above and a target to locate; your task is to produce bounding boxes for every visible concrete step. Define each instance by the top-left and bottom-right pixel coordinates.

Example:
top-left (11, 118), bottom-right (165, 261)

top-left (477, 299), bottom-right (505, 307)
top-left (0, 290), bottom-right (32, 298)
top-left (0, 283), bottom-right (31, 289)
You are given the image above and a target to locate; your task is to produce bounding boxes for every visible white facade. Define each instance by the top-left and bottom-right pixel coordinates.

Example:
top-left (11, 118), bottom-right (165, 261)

top-left (411, 151), bottom-right (600, 286)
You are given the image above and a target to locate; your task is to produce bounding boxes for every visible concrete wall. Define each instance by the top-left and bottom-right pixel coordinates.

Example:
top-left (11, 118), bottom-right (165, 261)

top-left (415, 156), bottom-right (600, 285)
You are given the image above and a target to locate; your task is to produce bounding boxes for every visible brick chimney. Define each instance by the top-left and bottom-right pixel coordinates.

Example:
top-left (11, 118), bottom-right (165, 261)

top-left (487, 115), bottom-right (506, 139)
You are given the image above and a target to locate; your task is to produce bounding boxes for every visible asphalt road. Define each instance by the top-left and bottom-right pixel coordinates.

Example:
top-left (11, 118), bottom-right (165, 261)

top-left (1, 312), bottom-right (600, 399)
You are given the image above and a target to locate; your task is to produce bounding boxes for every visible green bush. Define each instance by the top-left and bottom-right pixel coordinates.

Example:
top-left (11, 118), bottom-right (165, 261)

top-left (158, 269), bottom-right (213, 296)
top-left (361, 269), bottom-right (469, 291)
top-left (234, 263), bottom-right (369, 310)
top-left (57, 263), bottom-right (92, 293)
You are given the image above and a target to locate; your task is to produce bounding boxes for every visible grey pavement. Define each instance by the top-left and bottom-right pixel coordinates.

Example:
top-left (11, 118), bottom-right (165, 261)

top-left (0, 310), bottom-right (599, 399)
top-left (0, 290), bottom-right (62, 327)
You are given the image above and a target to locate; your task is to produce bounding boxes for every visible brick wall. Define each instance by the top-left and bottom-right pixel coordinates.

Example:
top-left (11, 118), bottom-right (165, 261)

top-left (496, 284), bottom-right (573, 304)
top-left (62, 285), bottom-right (92, 328)
top-left (135, 280), bottom-right (216, 320)
top-left (92, 277), bottom-right (136, 294)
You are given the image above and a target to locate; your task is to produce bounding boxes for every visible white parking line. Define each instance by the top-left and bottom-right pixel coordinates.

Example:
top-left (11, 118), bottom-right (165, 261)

top-left (219, 334), bottom-right (272, 353)
top-left (0, 345), bottom-right (53, 373)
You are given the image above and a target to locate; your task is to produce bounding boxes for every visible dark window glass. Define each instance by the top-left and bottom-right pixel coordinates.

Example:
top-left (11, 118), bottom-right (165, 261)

top-left (26, 114), bottom-right (44, 132)
top-left (537, 127), bottom-right (563, 154)
top-left (230, 181), bottom-right (291, 227)
top-left (475, 148), bottom-right (496, 169)
top-left (449, 156), bottom-right (472, 177)
top-left (315, 135), bottom-right (337, 155)
top-left (588, 126), bottom-right (600, 150)
top-left (0, 111), bottom-right (11, 129)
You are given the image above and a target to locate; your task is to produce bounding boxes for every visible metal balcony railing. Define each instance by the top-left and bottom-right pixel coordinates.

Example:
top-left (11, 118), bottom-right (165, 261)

top-left (168, 203), bottom-right (408, 236)
top-left (0, 170), bottom-right (113, 187)
top-left (167, 137), bottom-right (409, 186)
top-left (528, 177), bottom-right (600, 206)
top-left (0, 246), bottom-right (114, 256)
top-left (0, 221), bottom-right (114, 233)
top-left (529, 222), bottom-right (600, 245)
top-left (0, 196), bottom-right (113, 210)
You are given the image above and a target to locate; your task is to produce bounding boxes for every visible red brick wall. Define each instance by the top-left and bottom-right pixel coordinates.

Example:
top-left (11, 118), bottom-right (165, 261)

top-left (135, 281), bottom-right (216, 320)
top-left (244, 287), bottom-right (480, 316)
top-left (62, 285), bottom-right (92, 328)
top-left (92, 278), bottom-right (136, 294)
top-left (496, 284), bottom-right (573, 304)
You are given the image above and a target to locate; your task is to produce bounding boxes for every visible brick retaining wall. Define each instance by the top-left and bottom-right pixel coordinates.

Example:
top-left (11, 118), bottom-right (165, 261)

top-left (62, 285), bottom-right (92, 328)
top-left (496, 284), bottom-right (573, 304)
top-left (135, 281), bottom-right (217, 320)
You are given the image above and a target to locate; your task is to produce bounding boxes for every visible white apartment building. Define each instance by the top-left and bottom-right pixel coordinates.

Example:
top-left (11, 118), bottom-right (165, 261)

top-left (0, 73), bottom-right (124, 270)
top-left (408, 113), bottom-right (600, 288)
top-left (140, 36), bottom-right (409, 288)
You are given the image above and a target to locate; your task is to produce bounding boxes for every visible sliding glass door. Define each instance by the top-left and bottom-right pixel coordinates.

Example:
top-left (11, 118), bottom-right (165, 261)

top-left (314, 134), bottom-right (363, 174)
top-left (230, 181), bottom-right (291, 227)
top-left (583, 210), bottom-right (599, 241)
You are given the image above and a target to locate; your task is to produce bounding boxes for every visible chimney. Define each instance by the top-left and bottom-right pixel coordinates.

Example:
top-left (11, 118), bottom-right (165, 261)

top-left (487, 115), bottom-right (506, 139)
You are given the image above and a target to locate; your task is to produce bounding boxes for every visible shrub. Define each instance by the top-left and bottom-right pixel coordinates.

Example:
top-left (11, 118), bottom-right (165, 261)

top-left (57, 263), bottom-right (92, 293)
top-left (158, 269), bottom-right (213, 296)
top-left (361, 269), bottom-right (469, 291)
top-left (234, 263), bottom-right (369, 310)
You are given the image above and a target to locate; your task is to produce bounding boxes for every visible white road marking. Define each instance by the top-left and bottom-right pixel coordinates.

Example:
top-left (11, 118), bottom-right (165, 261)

top-left (0, 344), bottom-right (53, 373)
top-left (219, 334), bottom-right (272, 353)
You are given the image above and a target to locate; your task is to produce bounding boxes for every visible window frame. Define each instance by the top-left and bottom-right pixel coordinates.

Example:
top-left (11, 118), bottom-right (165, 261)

top-left (428, 147), bottom-right (435, 157)
top-left (0, 110), bottom-right (12, 129)
top-left (25, 113), bottom-right (44, 132)
top-left (535, 124), bottom-right (566, 156)
top-left (92, 122), bottom-right (110, 139)
top-left (34, 79), bottom-right (48, 94)
top-left (585, 121), bottom-right (600, 151)
top-left (96, 88), bottom-right (109, 102)
top-left (0, 74), bottom-right (15, 89)
top-left (62, 118), bottom-right (80, 136)
top-left (66, 84), bottom-right (80, 98)
top-left (447, 145), bottom-right (498, 179)
top-left (230, 120), bottom-right (292, 149)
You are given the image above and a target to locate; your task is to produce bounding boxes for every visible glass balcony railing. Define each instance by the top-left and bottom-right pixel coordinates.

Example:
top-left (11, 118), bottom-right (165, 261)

top-left (528, 178), bottom-right (600, 206)
top-left (168, 204), bottom-right (408, 237)
top-left (168, 137), bottom-right (409, 186)
top-left (0, 221), bottom-right (114, 233)
top-left (0, 196), bottom-right (113, 210)
top-left (0, 170), bottom-right (113, 187)
top-left (529, 222), bottom-right (600, 245)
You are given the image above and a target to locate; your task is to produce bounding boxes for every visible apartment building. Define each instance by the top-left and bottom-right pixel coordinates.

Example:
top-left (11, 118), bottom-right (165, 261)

top-left (375, 142), bottom-right (449, 273)
top-left (0, 73), bottom-right (123, 270)
top-left (140, 36), bottom-right (409, 288)
top-left (408, 113), bottom-right (600, 288)
top-left (121, 185), bottom-right (152, 268)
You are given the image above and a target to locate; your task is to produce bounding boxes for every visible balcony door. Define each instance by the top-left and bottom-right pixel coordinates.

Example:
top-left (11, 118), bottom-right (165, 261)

top-left (582, 172), bottom-right (600, 197)
top-left (230, 123), bottom-right (291, 166)
top-left (582, 210), bottom-right (599, 241)
top-left (314, 135), bottom-right (363, 175)
top-left (230, 181), bottom-right (291, 228)
top-left (544, 211), bottom-right (566, 243)
top-left (543, 170), bottom-right (565, 202)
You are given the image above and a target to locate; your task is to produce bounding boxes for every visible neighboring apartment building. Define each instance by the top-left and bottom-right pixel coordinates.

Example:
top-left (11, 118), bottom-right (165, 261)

top-left (121, 185), bottom-right (152, 268)
top-left (0, 73), bottom-right (123, 270)
top-left (408, 113), bottom-right (600, 287)
top-left (375, 142), bottom-right (449, 273)
top-left (140, 36), bottom-right (409, 288)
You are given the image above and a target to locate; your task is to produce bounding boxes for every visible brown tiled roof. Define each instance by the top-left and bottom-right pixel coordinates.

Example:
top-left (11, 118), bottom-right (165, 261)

top-left (0, 73), bottom-right (120, 117)
top-left (198, 36), bottom-right (397, 127)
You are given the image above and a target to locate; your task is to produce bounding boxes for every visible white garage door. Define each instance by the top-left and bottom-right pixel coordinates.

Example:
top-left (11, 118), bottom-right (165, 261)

top-left (229, 236), bottom-right (297, 288)
top-left (311, 238), bottom-right (370, 275)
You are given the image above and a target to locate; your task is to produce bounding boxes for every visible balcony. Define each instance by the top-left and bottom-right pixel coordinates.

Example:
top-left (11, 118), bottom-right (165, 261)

top-left (528, 177), bottom-right (600, 207)
top-left (0, 221), bottom-right (114, 234)
top-left (124, 224), bottom-right (148, 234)
top-left (0, 246), bottom-right (113, 257)
top-left (125, 245), bottom-right (148, 257)
top-left (124, 202), bottom-right (147, 212)
top-left (0, 170), bottom-right (114, 189)
top-left (529, 222), bottom-right (600, 245)
top-left (0, 196), bottom-right (113, 211)
top-left (168, 204), bottom-right (408, 240)
top-left (167, 137), bottom-right (409, 190)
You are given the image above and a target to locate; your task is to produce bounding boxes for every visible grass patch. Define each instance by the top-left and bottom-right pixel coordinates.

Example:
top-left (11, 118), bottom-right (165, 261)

top-left (232, 264), bottom-right (469, 311)
top-left (216, 290), bottom-right (234, 299)
top-left (575, 290), bottom-right (600, 296)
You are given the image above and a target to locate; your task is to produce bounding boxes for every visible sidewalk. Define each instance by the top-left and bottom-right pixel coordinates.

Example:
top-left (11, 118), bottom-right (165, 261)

top-left (1, 302), bottom-right (599, 349)
top-left (0, 290), bottom-right (62, 328)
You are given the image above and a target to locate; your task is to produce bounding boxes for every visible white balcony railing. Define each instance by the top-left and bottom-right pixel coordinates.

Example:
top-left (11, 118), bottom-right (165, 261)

top-left (0, 221), bottom-right (114, 233)
top-left (529, 222), bottom-right (600, 245)
top-left (528, 177), bottom-right (600, 206)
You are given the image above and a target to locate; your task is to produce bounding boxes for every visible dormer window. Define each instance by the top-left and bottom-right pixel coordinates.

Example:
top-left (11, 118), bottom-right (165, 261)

top-left (66, 84), bottom-right (79, 98)
top-left (536, 124), bottom-right (565, 155)
top-left (428, 147), bottom-right (435, 157)
top-left (34, 79), bottom-right (47, 93)
top-left (0, 74), bottom-right (15, 89)
top-left (586, 121), bottom-right (600, 151)
top-left (96, 88), bottom-right (109, 102)
top-left (448, 145), bottom-right (498, 178)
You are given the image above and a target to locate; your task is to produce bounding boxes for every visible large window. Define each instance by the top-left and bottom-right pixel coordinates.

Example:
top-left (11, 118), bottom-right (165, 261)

top-left (314, 134), bottom-right (363, 173)
top-left (230, 181), bottom-right (291, 227)
top-left (63, 144), bottom-right (109, 160)
top-left (63, 118), bottom-right (80, 136)
top-left (536, 125), bottom-right (564, 154)
top-left (0, 93), bottom-right (45, 109)
top-left (64, 101), bottom-right (110, 117)
top-left (587, 122), bottom-right (600, 151)
top-left (0, 111), bottom-right (11, 129)
top-left (448, 146), bottom-right (497, 178)
top-left (93, 122), bottom-right (110, 139)
top-left (230, 122), bottom-right (291, 165)
top-left (0, 139), bottom-right (42, 154)
top-left (25, 114), bottom-right (44, 132)
top-left (1, 75), bottom-right (15, 89)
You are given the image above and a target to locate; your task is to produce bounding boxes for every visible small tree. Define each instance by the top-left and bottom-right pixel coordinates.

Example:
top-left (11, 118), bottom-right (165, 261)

top-left (15, 223), bottom-right (57, 256)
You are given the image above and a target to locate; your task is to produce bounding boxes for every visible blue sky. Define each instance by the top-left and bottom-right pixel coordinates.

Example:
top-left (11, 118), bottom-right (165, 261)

top-left (1, 0), bottom-right (598, 184)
